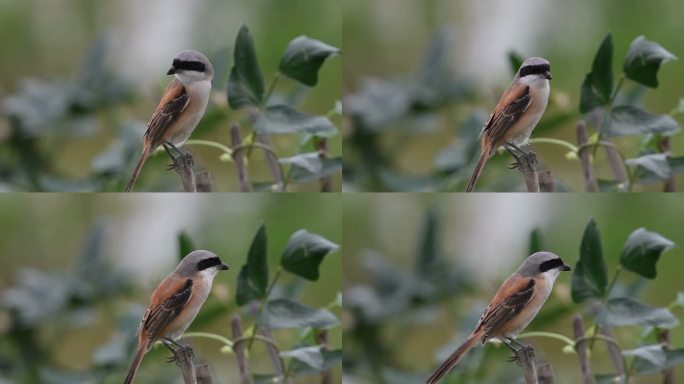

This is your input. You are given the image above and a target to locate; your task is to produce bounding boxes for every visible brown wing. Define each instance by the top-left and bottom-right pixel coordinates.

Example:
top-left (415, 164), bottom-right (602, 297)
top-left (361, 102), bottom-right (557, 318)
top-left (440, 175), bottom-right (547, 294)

top-left (140, 277), bottom-right (193, 348)
top-left (144, 79), bottom-right (189, 148)
top-left (482, 85), bottom-right (531, 148)
top-left (475, 277), bottom-right (535, 340)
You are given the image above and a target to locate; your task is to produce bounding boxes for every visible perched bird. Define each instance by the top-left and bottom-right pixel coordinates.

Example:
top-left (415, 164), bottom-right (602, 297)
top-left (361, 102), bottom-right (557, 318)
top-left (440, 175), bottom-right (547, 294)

top-left (125, 50), bottom-right (214, 192)
top-left (123, 250), bottom-right (229, 384)
top-left (425, 252), bottom-right (570, 384)
top-left (465, 57), bottom-right (552, 192)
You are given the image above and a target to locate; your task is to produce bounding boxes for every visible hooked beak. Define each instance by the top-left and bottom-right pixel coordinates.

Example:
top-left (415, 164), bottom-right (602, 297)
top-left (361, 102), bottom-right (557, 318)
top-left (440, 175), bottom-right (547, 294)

top-left (560, 263), bottom-right (571, 272)
top-left (544, 71), bottom-right (552, 80)
top-left (218, 262), bottom-right (230, 271)
top-left (167, 67), bottom-right (177, 75)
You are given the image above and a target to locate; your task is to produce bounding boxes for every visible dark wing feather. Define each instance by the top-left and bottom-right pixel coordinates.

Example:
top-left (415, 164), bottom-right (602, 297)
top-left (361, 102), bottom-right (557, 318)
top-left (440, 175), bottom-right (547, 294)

top-left (475, 278), bottom-right (535, 340)
top-left (144, 83), bottom-right (189, 147)
top-left (482, 86), bottom-right (531, 147)
top-left (140, 278), bottom-right (193, 348)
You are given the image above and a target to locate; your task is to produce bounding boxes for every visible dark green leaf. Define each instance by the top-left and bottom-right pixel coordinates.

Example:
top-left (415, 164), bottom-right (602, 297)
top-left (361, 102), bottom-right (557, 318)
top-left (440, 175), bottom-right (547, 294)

top-left (620, 227), bottom-right (675, 279)
top-left (228, 25), bottom-right (264, 109)
top-left (604, 106), bottom-right (680, 137)
top-left (508, 51), bottom-right (524, 76)
top-left (255, 104), bottom-right (337, 137)
top-left (415, 207), bottom-right (439, 274)
top-left (528, 228), bottom-right (543, 254)
top-left (177, 232), bottom-right (196, 261)
top-left (628, 346), bottom-right (684, 376)
top-left (630, 155), bottom-right (684, 184)
top-left (623, 36), bottom-right (677, 88)
top-left (281, 229), bottom-right (339, 281)
top-left (598, 297), bottom-right (679, 328)
top-left (579, 33), bottom-right (614, 113)
top-left (279, 36), bottom-right (340, 86)
top-left (258, 298), bottom-right (338, 329)
top-left (280, 154), bottom-right (342, 183)
top-left (236, 223), bottom-right (268, 306)
top-left (571, 219), bottom-right (608, 303)
top-left (284, 347), bottom-right (342, 374)
top-left (592, 33), bottom-right (614, 102)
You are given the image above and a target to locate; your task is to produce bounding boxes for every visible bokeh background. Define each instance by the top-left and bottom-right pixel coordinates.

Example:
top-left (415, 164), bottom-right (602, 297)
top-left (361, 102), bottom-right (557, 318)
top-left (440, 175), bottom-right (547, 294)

top-left (0, 0), bottom-right (341, 191)
top-left (342, 0), bottom-right (684, 191)
top-left (343, 194), bottom-right (684, 383)
top-left (0, 193), bottom-right (342, 383)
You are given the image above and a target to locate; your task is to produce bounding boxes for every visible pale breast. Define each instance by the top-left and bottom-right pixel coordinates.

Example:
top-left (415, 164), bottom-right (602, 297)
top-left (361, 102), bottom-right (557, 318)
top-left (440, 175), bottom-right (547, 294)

top-left (508, 79), bottom-right (550, 146)
top-left (164, 80), bottom-right (211, 146)
top-left (161, 274), bottom-right (213, 340)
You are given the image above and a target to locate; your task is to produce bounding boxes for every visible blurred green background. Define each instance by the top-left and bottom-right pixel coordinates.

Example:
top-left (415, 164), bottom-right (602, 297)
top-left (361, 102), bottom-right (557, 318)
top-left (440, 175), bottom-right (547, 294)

top-left (0, 0), bottom-right (341, 191)
top-left (342, 0), bottom-right (684, 191)
top-left (343, 193), bottom-right (684, 383)
top-left (0, 193), bottom-right (341, 383)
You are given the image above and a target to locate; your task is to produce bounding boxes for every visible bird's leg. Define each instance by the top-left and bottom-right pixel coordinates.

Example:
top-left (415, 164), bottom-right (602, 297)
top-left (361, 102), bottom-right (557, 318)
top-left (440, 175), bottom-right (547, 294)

top-left (163, 337), bottom-right (194, 365)
top-left (505, 144), bottom-right (523, 169)
top-left (163, 142), bottom-right (194, 171)
top-left (504, 338), bottom-right (535, 366)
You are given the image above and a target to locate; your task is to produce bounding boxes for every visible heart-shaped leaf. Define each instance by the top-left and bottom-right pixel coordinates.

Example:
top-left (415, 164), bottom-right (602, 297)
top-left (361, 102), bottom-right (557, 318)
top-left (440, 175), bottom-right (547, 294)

top-left (623, 36), bottom-right (677, 88)
top-left (283, 347), bottom-right (342, 374)
top-left (620, 228), bottom-right (675, 279)
top-left (236, 223), bottom-right (268, 306)
top-left (255, 104), bottom-right (338, 137)
top-left (279, 153), bottom-right (342, 183)
top-left (258, 298), bottom-right (338, 329)
top-left (630, 346), bottom-right (684, 376)
top-left (571, 219), bottom-right (608, 303)
top-left (598, 297), bottom-right (679, 329)
top-left (631, 155), bottom-right (684, 184)
top-left (604, 105), bottom-right (680, 137)
top-left (580, 33), bottom-right (613, 113)
top-left (281, 229), bottom-right (339, 281)
top-left (279, 36), bottom-right (340, 86)
top-left (228, 24), bottom-right (265, 109)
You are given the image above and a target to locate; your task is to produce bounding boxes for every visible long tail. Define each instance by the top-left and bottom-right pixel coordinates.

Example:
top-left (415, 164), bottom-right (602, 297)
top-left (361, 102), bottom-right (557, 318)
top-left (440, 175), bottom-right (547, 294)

top-left (123, 347), bottom-right (146, 384)
top-left (465, 152), bottom-right (489, 192)
top-left (125, 146), bottom-right (151, 192)
top-left (425, 332), bottom-right (482, 384)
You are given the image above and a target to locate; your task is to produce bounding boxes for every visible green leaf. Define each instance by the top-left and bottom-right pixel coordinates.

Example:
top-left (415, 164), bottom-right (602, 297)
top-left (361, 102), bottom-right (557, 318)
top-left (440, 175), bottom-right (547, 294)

top-left (279, 153), bottom-right (342, 183)
top-left (598, 297), bottom-right (679, 329)
top-left (604, 105), bottom-right (680, 137)
top-left (620, 228), bottom-right (675, 279)
top-left (284, 347), bottom-right (342, 374)
top-left (228, 24), bottom-right (265, 109)
top-left (623, 36), bottom-right (677, 88)
top-left (416, 207), bottom-right (439, 273)
top-left (255, 104), bottom-right (338, 137)
top-left (177, 232), bottom-right (196, 261)
top-left (579, 33), bottom-right (614, 113)
top-left (630, 155), bottom-right (684, 184)
top-left (235, 224), bottom-right (268, 306)
top-left (528, 228), bottom-right (543, 255)
top-left (630, 346), bottom-right (684, 376)
top-left (258, 298), bottom-right (338, 329)
top-left (571, 219), bottom-right (608, 303)
top-left (281, 229), bottom-right (339, 281)
top-left (279, 36), bottom-right (340, 86)
top-left (508, 51), bottom-right (524, 76)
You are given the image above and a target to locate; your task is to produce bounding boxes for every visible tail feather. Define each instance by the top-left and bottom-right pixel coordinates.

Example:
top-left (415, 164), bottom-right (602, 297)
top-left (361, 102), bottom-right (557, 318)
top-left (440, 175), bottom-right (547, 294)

top-left (125, 146), bottom-right (151, 192)
top-left (465, 153), bottom-right (489, 192)
top-left (123, 347), bottom-right (146, 384)
top-left (425, 332), bottom-right (482, 384)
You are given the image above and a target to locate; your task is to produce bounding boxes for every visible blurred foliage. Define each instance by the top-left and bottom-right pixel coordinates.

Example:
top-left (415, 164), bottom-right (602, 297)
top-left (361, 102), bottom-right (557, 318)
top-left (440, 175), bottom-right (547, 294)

top-left (342, 195), bottom-right (684, 383)
top-left (342, 1), bottom-right (684, 192)
top-left (0, 1), bottom-right (341, 192)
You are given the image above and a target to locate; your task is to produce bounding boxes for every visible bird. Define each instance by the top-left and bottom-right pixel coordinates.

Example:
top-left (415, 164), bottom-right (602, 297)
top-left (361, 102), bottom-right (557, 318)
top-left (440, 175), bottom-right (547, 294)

top-left (465, 57), bottom-right (552, 192)
top-left (125, 50), bottom-right (214, 192)
top-left (123, 250), bottom-right (229, 384)
top-left (425, 251), bottom-right (571, 384)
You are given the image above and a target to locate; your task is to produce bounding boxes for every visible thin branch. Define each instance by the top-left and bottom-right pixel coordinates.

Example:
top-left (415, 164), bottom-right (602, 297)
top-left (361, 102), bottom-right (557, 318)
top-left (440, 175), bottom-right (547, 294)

top-left (576, 121), bottom-right (598, 192)
top-left (538, 170), bottom-right (555, 192)
top-left (195, 171), bottom-right (213, 192)
top-left (536, 363), bottom-right (555, 384)
top-left (516, 151), bottom-right (540, 192)
top-left (657, 329), bottom-right (674, 384)
top-left (171, 346), bottom-right (197, 384)
top-left (314, 137), bottom-right (332, 192)
top-left (261, 328), bottom-right (285, 380)
top-left (658, 137), bottom-right (675, 192)
top-left (231, 315), bottom-right (253, 384)
top-left (315, 330), bottom-right (332, 384)
top-left (174, 153), bottom-right (197, 192)
top-left (513, 344), bottom-right (538, 384)
top-left (195, 363), bottom-right (214, 384)
top-left (247, 267), bottom-right (283, 350)
top-left (256, 134), bottom-right (284, 191)
top-left (599, 327), bottom-right (626, 379)
top-left (573, 315), bottom-right (595, 384)
top-left (230, 122), bottom-right (252, 192)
